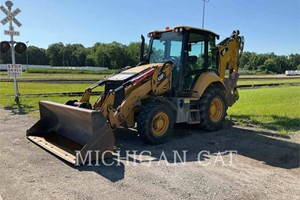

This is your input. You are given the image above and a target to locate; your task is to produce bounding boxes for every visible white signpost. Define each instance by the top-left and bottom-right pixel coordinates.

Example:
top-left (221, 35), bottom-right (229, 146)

top-left (0, 1), bottom-right (22, 103)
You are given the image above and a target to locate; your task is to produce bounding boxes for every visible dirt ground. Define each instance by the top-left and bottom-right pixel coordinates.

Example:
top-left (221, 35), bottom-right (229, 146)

top-left (0, 108), bottom-right (299, 200)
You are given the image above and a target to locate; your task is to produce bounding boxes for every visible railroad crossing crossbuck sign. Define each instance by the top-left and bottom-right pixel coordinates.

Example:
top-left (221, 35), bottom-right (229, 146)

top-left (0, 5), bottom-right (21, 26)
top-left (0, 5), bottom-right (21, 36)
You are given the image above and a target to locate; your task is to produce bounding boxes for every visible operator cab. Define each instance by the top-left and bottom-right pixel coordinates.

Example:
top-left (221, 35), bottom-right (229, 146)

top-left (146, 26), bottom-right (219, 97)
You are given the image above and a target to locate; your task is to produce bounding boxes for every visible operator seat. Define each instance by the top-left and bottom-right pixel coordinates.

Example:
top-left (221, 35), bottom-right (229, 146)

top-left (186, 56), bottom-right (198, 70)
top-left (183, 56), bottom-right (198, 90)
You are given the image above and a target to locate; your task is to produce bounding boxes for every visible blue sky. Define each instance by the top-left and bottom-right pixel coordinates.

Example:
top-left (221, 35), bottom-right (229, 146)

top-left (0, 0), bottom-right (299, 55)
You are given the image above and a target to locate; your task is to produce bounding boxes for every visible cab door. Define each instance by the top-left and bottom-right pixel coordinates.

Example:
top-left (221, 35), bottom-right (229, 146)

top-left (181, 32), bottom-right (217, 94)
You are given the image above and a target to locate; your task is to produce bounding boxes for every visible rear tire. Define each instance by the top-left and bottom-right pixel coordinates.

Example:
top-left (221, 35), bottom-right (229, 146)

top-left (137, 103), bottom-right (174, 144)
top-left (198, 87), bottom-right (227, 131)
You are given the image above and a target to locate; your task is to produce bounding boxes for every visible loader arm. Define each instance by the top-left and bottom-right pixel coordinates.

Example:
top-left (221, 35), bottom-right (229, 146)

top-left (78, 68), bottom-right (133, 104)
top-left (95, 63), bottom-right (173, 128)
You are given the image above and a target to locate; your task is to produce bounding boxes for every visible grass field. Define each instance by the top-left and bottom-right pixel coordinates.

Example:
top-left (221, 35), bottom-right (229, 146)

top-left (25, 68), bottom-right (116, 74)
top-left (1, 71), bottom-right (300, 85)
top-left (0, 72), bottom-right (299, 134)
top-left (227, 86), bottom-right (300, 134)
top-left (237, 78), bottom-right (300, 86)
top-left (0, 71), bottom-right (108, 81)
top-left (0, 82), bottom-right (102, 116)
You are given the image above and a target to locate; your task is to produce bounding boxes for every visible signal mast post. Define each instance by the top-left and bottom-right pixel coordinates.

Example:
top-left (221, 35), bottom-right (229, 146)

top-left (1, 0), bottom-right (25, 104)
top-left (6, 1), bottom-right (18, 102)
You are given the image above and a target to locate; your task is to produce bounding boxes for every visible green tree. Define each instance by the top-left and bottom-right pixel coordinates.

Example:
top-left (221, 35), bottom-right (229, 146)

top-left (26, 46), bottom-right (49, 65)
top-left (263, 58), bottom-right (281, 73)
top-left (127, 42), bottom-right (142, 66)
top-left (239, 51), bottom-right (252, 69)
top-left (85, 55), bottom-right (95, 66)
top-left (63, 44), bottom-right (87, 66)
top-left (256, 53), bottom-right (269, 67)
top-left (85, 47), bottom-right (97, 66)
top-left (106, 41), bottom-right (129, 68)
top-left (46, 42), bottom-right (64, 66)
top-left (248, 53), bottom-right (258, 70)
top-left (288, 54), bottom-right (300, 69)
top-left (93, 43), bottom-right (110, 67)
top-left (275, 55), bottom-right (289, 73)
top-left (93, 42), bottom-right (129, 69)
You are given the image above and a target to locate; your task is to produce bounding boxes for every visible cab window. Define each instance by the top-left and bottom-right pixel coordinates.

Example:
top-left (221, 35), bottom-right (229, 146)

top-left (183, 33), bottom-right (217, 90)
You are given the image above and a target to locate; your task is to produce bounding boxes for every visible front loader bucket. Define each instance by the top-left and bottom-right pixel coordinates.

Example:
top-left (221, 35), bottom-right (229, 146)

top-left (27, 101), bottom-right (115, 165)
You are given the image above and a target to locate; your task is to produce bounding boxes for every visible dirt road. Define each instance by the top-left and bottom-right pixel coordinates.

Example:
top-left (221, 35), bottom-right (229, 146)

top-left (0, 108), bottom-right (299, 200)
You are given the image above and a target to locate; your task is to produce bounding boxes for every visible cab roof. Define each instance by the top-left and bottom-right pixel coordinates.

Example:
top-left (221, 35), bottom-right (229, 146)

top-left (149, 26), bottom-right (220, 39)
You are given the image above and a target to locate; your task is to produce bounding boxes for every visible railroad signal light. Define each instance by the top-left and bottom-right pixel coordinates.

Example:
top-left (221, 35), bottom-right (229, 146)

top-left (0, 41), bottom-right (11, 53)
top-left (14, 42), bottom-right (27, 54)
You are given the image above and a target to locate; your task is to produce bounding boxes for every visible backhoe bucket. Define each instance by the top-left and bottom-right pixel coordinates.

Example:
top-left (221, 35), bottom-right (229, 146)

top-left (27, 101), bottom-right (115, 165)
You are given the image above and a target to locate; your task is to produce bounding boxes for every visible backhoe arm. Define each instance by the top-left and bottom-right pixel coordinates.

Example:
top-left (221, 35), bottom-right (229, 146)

top-left (217, 30), bottom-right (244, 106)
top-left (218, 30), bottom-right (244, 79)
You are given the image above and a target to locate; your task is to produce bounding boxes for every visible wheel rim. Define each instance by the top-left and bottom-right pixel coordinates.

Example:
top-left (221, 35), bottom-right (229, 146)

top-left (210, 97), bottom-right (223, 123)
top-left (152, 112), bottom-right (169, 137)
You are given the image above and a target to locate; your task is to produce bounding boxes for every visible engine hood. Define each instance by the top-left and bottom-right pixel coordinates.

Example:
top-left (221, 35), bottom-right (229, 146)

top-left (123, 63), bottom-right (164, 74)
top-left (107, 63), bottom-right (164, 81)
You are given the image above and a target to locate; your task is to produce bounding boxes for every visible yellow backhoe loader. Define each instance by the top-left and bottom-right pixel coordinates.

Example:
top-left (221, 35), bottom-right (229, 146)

top-left (27, 26), bottom-right (244, 164)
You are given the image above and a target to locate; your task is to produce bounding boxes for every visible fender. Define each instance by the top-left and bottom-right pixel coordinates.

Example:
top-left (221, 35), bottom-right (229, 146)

top-left (192, 72), bottom-right (226, 99)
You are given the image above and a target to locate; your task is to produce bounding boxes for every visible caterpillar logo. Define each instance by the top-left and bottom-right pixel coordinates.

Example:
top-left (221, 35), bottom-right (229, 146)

top-left (158, 72), bottom-right (165, 82)
top-left (221, 47), bottom-right (228, 56)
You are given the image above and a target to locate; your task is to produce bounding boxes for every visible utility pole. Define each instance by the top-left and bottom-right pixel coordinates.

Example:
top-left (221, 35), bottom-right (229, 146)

top-left (7, 1), bottom-right (18, 102)
top-left (202, 0), bottom-right (209, 29)
top-left (63, 46), bottom-right (65, 67)
top-left (26, 40), bottom-right (29, 70)
top-left (102, 54), bottom-right (104, 67)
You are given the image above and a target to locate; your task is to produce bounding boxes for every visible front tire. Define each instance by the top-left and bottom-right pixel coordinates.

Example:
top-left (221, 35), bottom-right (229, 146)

top-left (198, 87), bottom-right (227, 131)
top-left (137, 103), bottom-right (174, 144)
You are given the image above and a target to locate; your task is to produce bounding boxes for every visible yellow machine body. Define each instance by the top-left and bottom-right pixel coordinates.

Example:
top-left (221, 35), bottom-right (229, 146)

top-left (27, 26), bottom-right (244, 164)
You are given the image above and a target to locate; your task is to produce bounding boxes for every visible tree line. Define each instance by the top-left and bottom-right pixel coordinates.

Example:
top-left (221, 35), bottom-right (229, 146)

top-left (239, 52), bottom-right (300, 74)
top-left (0, 41), bottom-right (141, 69)
top-left (0, 41), bottom-right (299, 73)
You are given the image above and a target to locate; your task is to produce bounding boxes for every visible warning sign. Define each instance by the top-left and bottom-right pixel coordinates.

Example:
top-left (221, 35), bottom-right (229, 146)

top-left (7, 64), bottom-right (22, 76)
